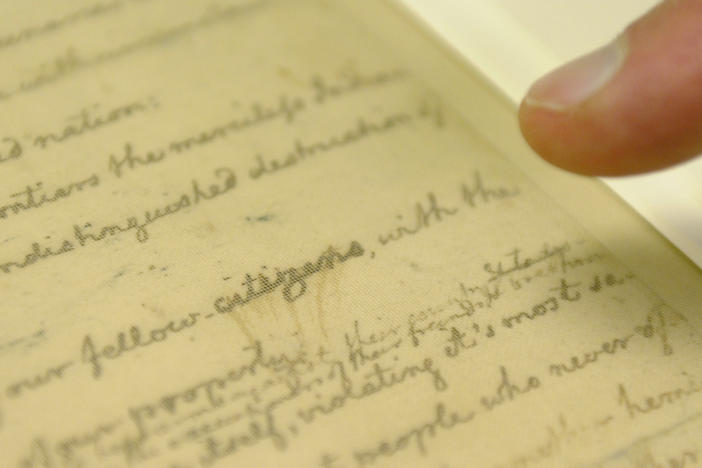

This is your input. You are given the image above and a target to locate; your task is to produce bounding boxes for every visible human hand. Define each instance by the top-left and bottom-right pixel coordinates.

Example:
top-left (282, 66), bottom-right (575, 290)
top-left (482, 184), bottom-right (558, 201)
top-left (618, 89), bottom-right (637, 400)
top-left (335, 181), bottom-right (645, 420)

top-left (519, 0), bottom-right (702, 176)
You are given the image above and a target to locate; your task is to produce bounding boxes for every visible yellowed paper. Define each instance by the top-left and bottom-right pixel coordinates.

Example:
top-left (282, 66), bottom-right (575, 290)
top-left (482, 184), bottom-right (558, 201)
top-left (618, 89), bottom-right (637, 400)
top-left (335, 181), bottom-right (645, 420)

top-left (1, 1), bottom-right (701, 467)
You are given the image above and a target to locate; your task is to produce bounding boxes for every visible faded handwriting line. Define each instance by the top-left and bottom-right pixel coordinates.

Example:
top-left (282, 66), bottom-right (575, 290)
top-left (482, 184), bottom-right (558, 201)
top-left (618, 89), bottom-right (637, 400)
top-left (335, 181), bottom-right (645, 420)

top-left (214, 240), bottom-right (365, 313)
top-left (0, 137), bottom-right (21, 166)
top-left (484, 243), bottom-right (570, 283)
top-left (108, 69), bottom-right (410, 178)
top-left (582, 411), bottom-right (702, 468)
top-left (352, 403), bottom-right (475, 466)
top-left (109, 95), bottom-right (307, 177)
top-left (249, 112), bottom-right (416, 180)
top-left (0, 173), bottom-right (100, 222)
top-left (33, 97), bottom-right (158, 149)
top-left (0, 328), bottom-right (46, 355)
top-left (378, 172), bottom-right (520, 247)
top-left (0, 1), bottom-right (266, 102)
top-left (5, 361), bottom-right (74, 399)
top-left (0, 0), bottom-right (124, 52)
top-left (0, 167), bottom-right (236, 275)
top-left (82, 314), bottom-right (201, 378)
top-left (618, 372), bottom-right (702, 419)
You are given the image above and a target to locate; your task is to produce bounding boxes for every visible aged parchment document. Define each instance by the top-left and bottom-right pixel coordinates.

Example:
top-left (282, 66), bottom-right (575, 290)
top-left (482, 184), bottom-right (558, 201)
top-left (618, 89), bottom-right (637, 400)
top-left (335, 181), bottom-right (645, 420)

top-left (2, 1), bottom-right (702, 467)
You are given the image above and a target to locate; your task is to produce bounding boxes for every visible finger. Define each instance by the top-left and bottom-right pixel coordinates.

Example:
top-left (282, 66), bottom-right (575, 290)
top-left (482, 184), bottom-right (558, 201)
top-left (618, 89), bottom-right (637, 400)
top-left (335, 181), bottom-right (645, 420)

top-left (519, 0), bottom-right (702, 176)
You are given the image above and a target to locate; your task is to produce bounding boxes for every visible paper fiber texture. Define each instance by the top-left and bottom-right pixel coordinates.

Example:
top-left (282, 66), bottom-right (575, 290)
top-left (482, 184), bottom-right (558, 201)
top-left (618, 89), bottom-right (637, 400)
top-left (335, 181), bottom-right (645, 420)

top-left (1, 1), bottom-right (701, 467)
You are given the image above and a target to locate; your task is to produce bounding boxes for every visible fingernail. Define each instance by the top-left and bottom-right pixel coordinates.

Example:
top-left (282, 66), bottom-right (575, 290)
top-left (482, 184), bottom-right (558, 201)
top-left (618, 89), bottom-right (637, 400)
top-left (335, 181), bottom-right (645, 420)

top-left (525, 35), bottom-right (628, 111)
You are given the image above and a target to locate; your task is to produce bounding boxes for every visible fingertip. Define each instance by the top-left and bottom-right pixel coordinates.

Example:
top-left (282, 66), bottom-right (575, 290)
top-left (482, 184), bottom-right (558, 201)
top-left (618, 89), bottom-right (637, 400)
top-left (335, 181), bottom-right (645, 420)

top-left (519, 0), bottom-right (702, 176)
top-left (518, 100), bottom-right (608, 176)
